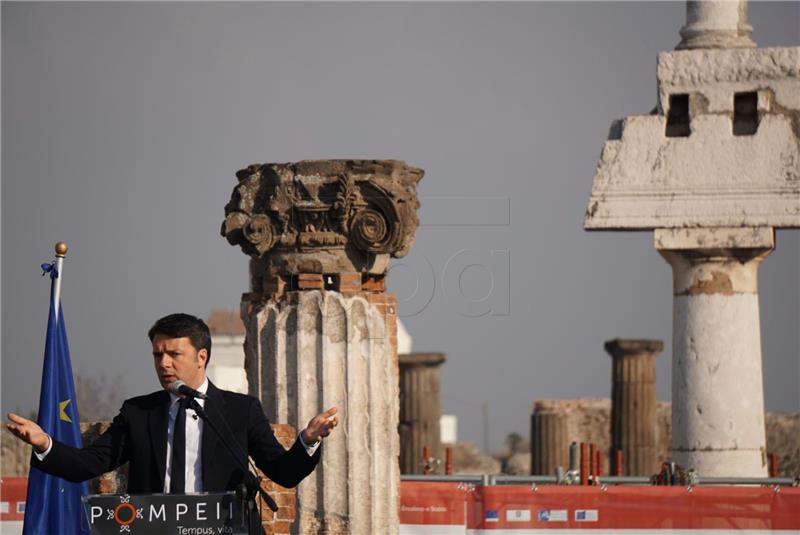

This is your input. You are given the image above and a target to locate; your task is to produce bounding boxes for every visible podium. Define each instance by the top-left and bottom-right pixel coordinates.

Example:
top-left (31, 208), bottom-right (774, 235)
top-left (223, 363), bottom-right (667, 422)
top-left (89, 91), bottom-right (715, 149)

top-left (82, 493), bottom-right (247, 534)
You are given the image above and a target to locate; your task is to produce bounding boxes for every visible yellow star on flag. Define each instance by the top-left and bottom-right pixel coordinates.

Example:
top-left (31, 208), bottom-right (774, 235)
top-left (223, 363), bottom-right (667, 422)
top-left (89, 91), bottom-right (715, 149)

top-left (59, 399), bottom-right (72, 423)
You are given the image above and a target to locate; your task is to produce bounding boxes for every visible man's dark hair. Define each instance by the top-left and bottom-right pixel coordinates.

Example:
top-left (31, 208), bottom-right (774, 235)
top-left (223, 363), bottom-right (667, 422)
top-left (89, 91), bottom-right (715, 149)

top-left (148, 313), bottom-right (212, 367)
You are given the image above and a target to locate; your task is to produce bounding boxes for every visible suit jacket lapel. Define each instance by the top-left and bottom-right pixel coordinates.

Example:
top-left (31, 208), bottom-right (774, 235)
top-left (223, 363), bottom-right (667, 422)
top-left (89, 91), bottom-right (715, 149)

top-left (149, 390), bottom-right (171, 488)
top-left (201, 381), bottom-right (224, 490)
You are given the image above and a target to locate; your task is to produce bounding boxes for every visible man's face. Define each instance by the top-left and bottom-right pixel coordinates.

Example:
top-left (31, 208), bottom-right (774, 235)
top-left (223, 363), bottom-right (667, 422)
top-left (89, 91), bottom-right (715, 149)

top-left (152, 335), bottom-right (207, 391)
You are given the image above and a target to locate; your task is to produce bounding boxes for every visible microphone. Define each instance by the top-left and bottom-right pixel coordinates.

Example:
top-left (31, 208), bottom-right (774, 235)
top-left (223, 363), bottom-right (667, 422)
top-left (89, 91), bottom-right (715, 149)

top-left (168, 380), bottom-right (208, 400)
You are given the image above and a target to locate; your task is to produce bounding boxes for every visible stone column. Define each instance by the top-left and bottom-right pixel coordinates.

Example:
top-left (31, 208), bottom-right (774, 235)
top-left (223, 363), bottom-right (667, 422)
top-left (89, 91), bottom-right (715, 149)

top-left (585, 0), bottom-right (798, 481)
top-left (677, 0), bottom-right (755, 50)
top-left (604, 339), bottom-right (663, 476)
top-left (398, 352), bottom-right (447, 474)
top-left (656, 227), bottom-right (772, 477)
top-left (222, 160), bottom-right (423, 534)
top-left (530, 402), bottom-right (568, 475)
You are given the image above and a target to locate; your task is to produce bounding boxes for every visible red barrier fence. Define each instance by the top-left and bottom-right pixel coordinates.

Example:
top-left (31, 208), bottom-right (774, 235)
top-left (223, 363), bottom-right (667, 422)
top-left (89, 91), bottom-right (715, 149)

top-left (0, 478), bottom-right (26, 522)
top-left (399, 481), bottom-right (800, 533)
top-left (400, 481), bottom-right (467, 533)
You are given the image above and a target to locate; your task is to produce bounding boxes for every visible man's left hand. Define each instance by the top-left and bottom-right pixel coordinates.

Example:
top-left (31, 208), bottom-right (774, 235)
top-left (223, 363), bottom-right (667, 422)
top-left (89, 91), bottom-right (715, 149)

top-left (302, 407), bottom-right (338, 445)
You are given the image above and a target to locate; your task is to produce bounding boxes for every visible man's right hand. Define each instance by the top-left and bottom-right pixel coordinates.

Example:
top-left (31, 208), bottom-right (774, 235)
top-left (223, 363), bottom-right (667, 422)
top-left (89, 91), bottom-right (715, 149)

top-left (6, 413), bottom-right (50, 453)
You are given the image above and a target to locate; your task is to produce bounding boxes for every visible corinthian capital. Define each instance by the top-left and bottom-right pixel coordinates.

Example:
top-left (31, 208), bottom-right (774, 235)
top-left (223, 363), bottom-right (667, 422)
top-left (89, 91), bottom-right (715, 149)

top-left (222, 160), bottom-right (423, 276)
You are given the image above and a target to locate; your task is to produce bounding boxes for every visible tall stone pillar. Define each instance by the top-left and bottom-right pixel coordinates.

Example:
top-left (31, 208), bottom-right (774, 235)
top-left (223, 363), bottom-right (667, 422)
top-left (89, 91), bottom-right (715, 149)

top-left (222, 160), bottom-right (423, 534)
top-left (398, 352), bottom-right (446, 474)
top-left (585, 0), bottom-right (798, 478)
top-left (657, 228), bottom-right (772, 477)
top-left (604, 339), bottom-right (663, 476)
top-left (530, 401), bottom-right (568, 475)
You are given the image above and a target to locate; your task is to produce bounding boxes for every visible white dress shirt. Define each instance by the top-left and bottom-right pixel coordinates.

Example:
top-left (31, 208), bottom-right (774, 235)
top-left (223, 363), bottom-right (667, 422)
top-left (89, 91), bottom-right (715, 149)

top-left (163, 378), bottom-right (208, 493)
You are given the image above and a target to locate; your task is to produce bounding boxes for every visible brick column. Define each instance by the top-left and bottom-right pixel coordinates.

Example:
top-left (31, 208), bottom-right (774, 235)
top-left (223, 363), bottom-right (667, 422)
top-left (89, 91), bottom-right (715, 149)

top-left (258, 424), bottom-right (299, 535)
top-left (81, 422), bottom-right (128, 494)
top-left (223, 160), bottom-right (423, 534)
top-left (398, 352), bottom-right (446, 474)
top-left (604, 339), bottom-right (663, 476)
top-left (530, 402), bottom-right (568, 475)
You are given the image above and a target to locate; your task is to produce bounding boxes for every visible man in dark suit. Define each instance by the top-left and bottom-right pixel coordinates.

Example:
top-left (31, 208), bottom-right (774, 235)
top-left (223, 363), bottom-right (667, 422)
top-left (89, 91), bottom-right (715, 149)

top-left (6, 313), bottom-right (337, 494)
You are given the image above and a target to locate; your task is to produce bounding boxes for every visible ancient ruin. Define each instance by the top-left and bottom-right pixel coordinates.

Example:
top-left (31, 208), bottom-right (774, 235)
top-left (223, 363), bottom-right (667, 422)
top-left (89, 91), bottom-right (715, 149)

top-left (530, 403), bottom-right (568, 475)
top-left (585, 0), bottom-right (799, 476)
top-left (605, 339), bottom-right (663, 476)
top-left (525, 399), bottom-right (798, 477)
top-left (398, 352), bottom-right (447, 474)
top-left (222, 160), bottom-right (423, 534)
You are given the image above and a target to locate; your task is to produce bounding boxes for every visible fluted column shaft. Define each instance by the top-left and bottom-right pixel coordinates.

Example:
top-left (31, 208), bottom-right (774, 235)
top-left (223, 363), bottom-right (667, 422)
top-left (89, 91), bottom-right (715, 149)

top-left (605, 339), bottom-right (663, 476)
top-left (398, 353), bottom-right (446, 474)
top-left (530, 405), bottom-right (568, 475)
top-left (244, 291), bottom-right (399, 534)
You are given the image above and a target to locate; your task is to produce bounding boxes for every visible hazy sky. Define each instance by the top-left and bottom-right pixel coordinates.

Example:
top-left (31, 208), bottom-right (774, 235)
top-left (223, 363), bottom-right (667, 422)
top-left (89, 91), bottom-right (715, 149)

top-left (3, 2), bottom-right (798, 451)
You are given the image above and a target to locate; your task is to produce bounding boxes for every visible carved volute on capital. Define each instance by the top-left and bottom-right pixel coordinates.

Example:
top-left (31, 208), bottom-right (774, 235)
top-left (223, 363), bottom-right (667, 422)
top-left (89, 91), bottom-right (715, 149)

top-left (222, 160), bottom-right (423, 277)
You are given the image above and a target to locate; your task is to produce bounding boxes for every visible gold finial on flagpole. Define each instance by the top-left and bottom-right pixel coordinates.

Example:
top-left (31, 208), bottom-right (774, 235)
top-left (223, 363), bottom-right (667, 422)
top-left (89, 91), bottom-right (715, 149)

top-left (52, 242), bottom-right (68, 317)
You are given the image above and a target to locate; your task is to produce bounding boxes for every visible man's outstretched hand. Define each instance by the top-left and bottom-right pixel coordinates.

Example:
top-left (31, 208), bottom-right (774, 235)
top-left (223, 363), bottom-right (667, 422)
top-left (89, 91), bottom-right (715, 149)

top-left (6, 413), bottom-right (50, 452)
top-left (302, 407), bottom-right (338, 445)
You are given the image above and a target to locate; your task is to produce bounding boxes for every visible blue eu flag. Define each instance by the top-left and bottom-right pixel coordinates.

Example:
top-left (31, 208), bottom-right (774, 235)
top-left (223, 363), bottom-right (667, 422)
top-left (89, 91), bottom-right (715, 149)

top-left (23, 273), bottom-right (90, 535)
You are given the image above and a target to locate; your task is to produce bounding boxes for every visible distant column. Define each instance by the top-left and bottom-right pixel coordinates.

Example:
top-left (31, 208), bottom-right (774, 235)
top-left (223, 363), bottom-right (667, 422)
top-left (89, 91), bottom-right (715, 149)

top-left (530, 402), bottom-right (568, 475)
top-left (398, 352), bottom-right (447, 474)
top-left (605, 339), bottom-right (663, 476)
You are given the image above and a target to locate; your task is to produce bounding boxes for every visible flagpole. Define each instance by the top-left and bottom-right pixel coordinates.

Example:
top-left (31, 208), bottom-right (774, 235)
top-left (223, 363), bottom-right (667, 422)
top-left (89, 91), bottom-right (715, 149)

top-left (53, 242), bottom-right (68, 320)
top-left (25, 240), bottom-right (89, 535)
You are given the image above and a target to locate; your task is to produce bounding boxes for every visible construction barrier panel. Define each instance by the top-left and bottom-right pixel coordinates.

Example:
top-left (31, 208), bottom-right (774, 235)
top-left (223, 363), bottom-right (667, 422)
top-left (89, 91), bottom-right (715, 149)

top-left (400, 481), bottom-right (469, 534)
top-left (0, 477), bottom-right (27, 535)
top-left (470, 485), bottom-right (800, 532)
top-left (401, 481), bottom-right (800, 534)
